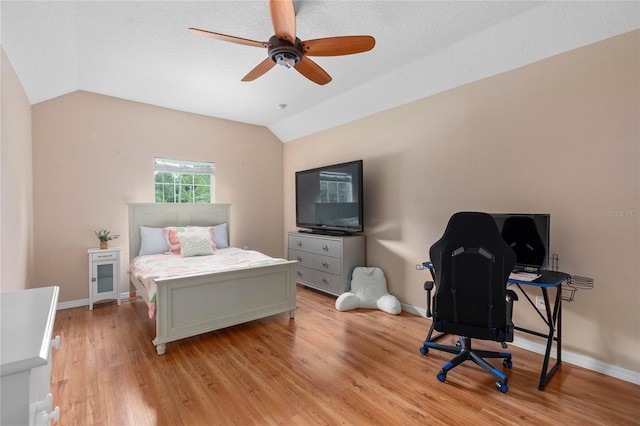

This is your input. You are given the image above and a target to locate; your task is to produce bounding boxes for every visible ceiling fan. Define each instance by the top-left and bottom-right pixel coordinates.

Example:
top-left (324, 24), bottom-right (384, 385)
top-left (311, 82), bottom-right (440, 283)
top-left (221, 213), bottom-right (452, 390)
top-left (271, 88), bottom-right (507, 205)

top-left (189, 0), bottom-right (375, 85)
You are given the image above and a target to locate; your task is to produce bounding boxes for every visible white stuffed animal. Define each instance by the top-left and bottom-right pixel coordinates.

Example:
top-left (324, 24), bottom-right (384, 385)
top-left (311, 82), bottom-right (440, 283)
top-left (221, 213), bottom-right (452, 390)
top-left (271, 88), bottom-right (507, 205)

top-left (335, 267), bottom-right (401, 315)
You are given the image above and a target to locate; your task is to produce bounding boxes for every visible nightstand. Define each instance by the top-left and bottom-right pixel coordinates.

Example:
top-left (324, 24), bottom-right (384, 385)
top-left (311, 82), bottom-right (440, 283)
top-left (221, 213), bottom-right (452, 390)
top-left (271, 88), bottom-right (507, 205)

top-left (88, 247), bottom-right (121, 310)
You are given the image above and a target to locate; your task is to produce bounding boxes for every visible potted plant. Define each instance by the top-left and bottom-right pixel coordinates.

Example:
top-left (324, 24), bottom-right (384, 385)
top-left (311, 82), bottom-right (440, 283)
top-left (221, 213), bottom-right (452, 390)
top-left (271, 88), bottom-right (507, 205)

top-left (95, 229), bottom-right (119, 249)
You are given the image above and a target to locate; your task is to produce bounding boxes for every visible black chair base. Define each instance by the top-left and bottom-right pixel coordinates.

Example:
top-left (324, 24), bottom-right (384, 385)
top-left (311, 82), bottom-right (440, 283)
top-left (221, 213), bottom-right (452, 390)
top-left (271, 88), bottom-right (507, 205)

top-left (420, 336), bottom-right (512, 393)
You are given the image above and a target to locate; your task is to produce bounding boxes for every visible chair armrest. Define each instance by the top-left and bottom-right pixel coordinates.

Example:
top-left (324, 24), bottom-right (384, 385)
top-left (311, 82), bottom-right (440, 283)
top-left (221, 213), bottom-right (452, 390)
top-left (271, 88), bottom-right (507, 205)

top-left (505, 289), bottom-right (518, 341)
top-left (424, 281), bottom-right (434, 318)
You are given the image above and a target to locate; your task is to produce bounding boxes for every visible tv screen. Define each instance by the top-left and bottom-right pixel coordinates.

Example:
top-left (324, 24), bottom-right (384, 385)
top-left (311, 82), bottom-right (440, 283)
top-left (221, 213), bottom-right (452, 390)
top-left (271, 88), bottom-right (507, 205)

top-left (491, 213), bottom-right (550, 270)
top-left (295, 160), bottom-right (363, 235)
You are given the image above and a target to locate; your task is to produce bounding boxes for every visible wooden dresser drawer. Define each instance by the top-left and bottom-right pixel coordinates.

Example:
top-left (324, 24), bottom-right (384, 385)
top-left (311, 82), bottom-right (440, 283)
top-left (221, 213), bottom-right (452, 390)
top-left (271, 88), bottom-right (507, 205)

top-left (287, 234), bottom-right (342, 258)
top-left (289, 249), bottom-right (343, 276)
top-left (294, 266), bottom-right (343, 295)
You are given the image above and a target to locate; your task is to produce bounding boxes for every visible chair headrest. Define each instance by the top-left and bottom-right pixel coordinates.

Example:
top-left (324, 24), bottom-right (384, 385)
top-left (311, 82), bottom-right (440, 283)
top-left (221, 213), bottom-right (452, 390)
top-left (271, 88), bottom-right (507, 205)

top-left (438, 212), bottom-right (504, 247)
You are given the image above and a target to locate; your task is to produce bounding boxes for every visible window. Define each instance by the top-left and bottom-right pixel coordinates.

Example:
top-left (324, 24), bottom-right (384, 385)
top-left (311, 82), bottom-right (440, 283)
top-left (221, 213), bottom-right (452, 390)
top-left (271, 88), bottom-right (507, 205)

top-left (154, 158), bottom-right (215, 203)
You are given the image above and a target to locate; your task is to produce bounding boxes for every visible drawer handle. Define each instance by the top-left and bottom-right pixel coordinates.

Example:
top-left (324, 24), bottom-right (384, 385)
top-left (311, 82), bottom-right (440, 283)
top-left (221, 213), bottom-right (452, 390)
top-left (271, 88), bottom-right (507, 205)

top-left (297, 241), bottom-right (302, 247)
top-left (322, 277), bottom-right (330, 283)
top-left (322, 261), bottom-right (329, 268)
top-left (97, 255), bottom-right (112, 258)
top-left (297, 256), bottom-right (303, 262)
top-left (35, 394), bottom-right (60, 422)
top-left (51, 335), bottom-right (61, 350)
top-left (48, 407), bottom-right (61, 422)
top-left (322, 245), bottom-right (329, 251)
top-left (297, 270), bottom-right (303, 277)
top-left (35, 393), bottom-right (53, 412)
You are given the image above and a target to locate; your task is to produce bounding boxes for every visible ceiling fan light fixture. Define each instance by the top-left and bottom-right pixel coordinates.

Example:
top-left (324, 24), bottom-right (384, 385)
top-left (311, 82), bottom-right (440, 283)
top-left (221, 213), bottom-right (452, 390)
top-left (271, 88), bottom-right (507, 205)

top-left (275, 53), bottom-right (297, 69)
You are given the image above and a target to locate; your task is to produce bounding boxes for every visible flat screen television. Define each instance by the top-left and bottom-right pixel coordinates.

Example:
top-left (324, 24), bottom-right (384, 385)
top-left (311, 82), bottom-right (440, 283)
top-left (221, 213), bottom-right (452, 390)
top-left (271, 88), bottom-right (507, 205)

top-left (491, 213), bottom-right (550, 270)
top-left (295, 160), bottom-right (364, 235)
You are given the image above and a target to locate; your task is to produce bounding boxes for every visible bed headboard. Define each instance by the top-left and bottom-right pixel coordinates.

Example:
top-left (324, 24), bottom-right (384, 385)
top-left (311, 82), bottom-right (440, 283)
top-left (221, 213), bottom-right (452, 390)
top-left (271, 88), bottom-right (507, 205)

top-left (128, 203), bottom-right (230, 263)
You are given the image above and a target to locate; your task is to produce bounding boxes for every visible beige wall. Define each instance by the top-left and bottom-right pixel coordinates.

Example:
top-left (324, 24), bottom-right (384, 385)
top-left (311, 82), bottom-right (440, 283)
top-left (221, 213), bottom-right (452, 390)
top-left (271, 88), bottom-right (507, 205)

top-left (32, 91), bottom-right (285, 302)
top-left (284, 31), bottom-right (640, 372)
top-left (1, 47), bottom-right (34, 292)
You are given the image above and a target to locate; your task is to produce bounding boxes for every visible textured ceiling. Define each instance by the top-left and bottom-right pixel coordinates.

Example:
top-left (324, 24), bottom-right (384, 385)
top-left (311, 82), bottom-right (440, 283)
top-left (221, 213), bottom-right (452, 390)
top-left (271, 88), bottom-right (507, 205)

top-left (1, 1), bottom-right (638, 142)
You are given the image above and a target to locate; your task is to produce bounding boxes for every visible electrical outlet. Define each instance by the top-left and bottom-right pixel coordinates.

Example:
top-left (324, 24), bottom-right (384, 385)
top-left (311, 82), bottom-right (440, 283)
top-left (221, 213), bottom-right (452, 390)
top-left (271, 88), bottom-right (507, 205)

top-left (535, 296), bottom-right (546, 310)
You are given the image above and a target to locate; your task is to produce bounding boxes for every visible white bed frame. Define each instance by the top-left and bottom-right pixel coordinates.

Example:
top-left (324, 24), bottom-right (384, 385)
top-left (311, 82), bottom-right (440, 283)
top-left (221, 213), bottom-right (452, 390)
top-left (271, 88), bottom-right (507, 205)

top-left (128, 203), bottom-right (297, 355)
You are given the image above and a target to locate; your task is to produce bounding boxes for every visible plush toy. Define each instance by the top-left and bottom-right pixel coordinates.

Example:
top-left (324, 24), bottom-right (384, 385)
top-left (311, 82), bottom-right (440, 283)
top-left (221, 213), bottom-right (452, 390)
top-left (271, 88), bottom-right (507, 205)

top-left (335, 267), bottom-right (401, 315)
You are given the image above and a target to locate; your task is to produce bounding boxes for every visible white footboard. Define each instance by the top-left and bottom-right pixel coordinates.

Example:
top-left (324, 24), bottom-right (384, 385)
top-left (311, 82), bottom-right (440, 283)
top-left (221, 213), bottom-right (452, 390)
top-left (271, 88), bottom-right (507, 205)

top-left (151, 261), bottom-right (297, 355)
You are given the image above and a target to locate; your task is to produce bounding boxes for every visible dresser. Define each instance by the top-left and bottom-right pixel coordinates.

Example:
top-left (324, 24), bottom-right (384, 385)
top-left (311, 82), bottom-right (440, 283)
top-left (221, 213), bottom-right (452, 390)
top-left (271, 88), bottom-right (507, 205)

top-left (0, 286), bottom-right (61, 426)
top-left (287, 232), bottom-right (365, 296)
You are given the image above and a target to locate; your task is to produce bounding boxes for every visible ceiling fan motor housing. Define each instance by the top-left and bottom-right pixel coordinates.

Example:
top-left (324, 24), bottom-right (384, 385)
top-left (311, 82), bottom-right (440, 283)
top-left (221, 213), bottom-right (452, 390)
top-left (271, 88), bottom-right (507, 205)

top-left (268, 35), bottom-right (303, 68)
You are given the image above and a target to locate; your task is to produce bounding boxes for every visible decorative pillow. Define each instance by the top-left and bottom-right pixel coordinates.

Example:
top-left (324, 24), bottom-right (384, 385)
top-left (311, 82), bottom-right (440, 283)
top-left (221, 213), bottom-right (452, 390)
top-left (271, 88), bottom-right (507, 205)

top-left (178, 230), bottom-right (215, 257)
top-left (139, 226), bottom-right (170, 256)
top-left (162, 227), bottom-right (186, 254)
top-left (212, 223), bottom-right (229, 249)
top-left (163, 226), bottom-right (217, 254)
top-left (335, 267), bottom-right (401, 315)
top-left (187, 224), bottom-right (228, 248)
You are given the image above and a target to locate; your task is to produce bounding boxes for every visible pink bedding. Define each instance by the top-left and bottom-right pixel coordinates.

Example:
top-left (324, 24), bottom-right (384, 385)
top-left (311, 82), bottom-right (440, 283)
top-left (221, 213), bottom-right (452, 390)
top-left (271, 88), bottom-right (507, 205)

top-left (129, 248), bottom-right (286, 318)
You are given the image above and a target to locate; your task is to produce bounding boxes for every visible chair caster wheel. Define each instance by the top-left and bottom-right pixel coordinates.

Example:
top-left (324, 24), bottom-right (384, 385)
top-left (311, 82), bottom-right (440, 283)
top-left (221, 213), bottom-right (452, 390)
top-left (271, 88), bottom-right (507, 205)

top-left (503, 358), bottom-right (513, 369)
top-left (437, 370), bottom-right (447, 382)
top-left (496, 381), bottom-right (508, 393)
top-left (420, 346), bottom-right (428, 355)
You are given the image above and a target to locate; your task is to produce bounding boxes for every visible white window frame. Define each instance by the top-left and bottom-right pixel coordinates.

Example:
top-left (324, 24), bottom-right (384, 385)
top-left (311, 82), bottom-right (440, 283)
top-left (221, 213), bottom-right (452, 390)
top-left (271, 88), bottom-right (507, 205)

top-left (154, 157), bottom-right (215, 203)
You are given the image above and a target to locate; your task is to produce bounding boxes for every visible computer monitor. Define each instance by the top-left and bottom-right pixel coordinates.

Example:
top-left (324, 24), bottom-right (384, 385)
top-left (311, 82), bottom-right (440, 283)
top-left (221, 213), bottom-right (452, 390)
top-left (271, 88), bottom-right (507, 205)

top-left (491, 213), bottom-right (550, 270)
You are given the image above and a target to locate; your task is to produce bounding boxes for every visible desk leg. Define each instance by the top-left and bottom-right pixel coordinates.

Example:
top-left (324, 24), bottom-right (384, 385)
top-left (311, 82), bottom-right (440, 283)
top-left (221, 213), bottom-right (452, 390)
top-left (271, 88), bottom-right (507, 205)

top-left (537, 286), bottom-right (562, 390)
top-left (513, 283), bottom-right (564, 391)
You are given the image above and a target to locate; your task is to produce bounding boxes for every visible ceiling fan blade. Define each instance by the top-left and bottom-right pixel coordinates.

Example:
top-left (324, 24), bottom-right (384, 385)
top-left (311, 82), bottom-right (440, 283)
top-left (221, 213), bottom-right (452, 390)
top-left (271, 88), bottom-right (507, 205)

top-left (241, 58), bottom-right (276, 82)
top-left (189, 27), bottom-right (270, 48)
top-left (301, 36), bottom-right (375, 57)
top-left (294, 56), bottom-right (331, 85)
top-left (269, 0), bottom-right (296, 44)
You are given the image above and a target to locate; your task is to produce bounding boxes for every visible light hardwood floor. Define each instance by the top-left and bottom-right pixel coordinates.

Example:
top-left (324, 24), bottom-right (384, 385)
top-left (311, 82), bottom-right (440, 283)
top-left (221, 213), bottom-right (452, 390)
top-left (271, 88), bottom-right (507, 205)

top-left (52, 285), bottom-right (639, 425)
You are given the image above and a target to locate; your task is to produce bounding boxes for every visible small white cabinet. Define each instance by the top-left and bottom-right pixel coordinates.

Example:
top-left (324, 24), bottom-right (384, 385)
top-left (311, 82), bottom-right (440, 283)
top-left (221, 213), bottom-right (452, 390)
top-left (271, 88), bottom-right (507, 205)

top-left (0, 286), bottom-right (61, 426)
top-left (287, 232), bottom-right (365, 296)
top-left (88, 247), bottom-right (121, 310)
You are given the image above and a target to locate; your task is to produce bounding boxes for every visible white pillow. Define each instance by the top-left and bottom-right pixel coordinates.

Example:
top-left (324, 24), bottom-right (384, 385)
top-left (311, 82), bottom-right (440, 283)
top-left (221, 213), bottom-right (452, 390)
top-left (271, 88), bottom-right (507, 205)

top-left (187, 223), bottom-right (229, 249)
top-left (178, 230), bottom-right (215, 257)
top-left (139, 226), bottom-right (170, 256)
top-left (213, 223), bottom-right (229, 248)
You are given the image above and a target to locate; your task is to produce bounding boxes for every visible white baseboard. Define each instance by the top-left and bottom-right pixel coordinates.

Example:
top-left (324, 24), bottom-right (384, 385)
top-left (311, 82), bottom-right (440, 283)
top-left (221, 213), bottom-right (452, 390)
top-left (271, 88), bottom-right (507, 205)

top-left (56, 298), bottom-right (89, 310)
top-left (401, 303), bottom-right (640, 385)
top-left (401, 303), bottom-right (426, 317)
top-left (56, 292), bottom-right (134, 310)
top-left (511, 336), bottom-right (640, 385)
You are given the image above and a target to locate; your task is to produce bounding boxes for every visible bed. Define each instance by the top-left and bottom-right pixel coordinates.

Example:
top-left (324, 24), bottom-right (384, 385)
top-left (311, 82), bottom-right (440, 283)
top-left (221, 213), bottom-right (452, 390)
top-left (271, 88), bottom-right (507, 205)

top-left (128, 203), bottom-right (297, 355)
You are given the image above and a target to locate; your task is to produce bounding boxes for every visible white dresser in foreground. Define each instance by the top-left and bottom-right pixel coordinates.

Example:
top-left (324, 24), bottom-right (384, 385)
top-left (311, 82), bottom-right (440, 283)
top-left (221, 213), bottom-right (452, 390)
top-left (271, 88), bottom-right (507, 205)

top-left (287, 232), bottom-right (365, 296)
top-left (1, 286), bottom-right (61, 426)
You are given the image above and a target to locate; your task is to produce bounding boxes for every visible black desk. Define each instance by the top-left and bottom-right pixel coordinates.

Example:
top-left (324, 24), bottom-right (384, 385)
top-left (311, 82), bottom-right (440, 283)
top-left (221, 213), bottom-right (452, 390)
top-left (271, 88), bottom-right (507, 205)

top-left (421, 262), bottom-right (570, 390)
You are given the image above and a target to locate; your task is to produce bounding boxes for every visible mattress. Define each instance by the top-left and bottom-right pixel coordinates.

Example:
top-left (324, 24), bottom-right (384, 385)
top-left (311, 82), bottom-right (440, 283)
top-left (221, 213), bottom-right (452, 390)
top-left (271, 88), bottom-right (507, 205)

top-left (130, 247), bottom-right (287, 318)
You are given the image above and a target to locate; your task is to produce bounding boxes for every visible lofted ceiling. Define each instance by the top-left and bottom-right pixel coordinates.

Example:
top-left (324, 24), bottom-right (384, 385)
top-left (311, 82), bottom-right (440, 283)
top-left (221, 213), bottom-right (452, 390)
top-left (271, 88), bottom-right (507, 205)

top-left (1, 1), bottom-right (638, 142)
